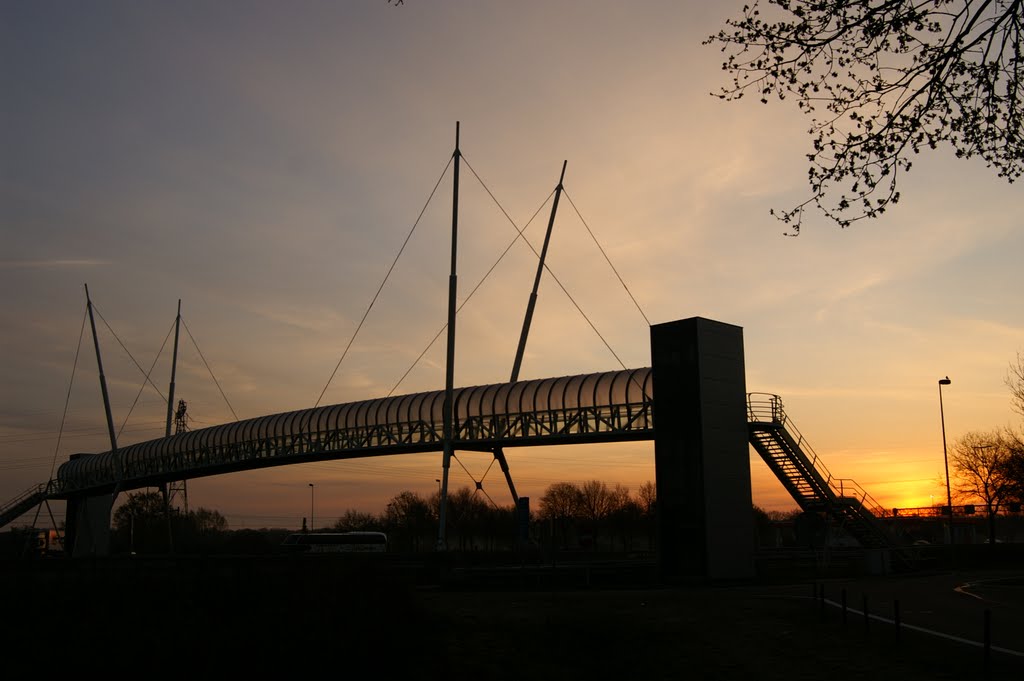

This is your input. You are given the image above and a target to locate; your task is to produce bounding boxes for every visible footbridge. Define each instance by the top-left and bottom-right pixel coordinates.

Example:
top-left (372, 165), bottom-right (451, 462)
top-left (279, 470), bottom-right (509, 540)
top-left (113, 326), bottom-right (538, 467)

top-left (3, 318), bottom-right (906, 577)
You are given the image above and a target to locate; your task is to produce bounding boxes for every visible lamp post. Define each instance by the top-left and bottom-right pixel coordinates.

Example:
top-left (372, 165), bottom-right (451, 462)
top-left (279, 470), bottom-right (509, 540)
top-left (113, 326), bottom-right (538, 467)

top-left (309, 483), bottom-right (315, 533)
top-left (939, 376), bottom-right (953, 554)
top-left (939, 377), bottom-right (952, 517)
top-left (435, 479), bottom-right (441, 496)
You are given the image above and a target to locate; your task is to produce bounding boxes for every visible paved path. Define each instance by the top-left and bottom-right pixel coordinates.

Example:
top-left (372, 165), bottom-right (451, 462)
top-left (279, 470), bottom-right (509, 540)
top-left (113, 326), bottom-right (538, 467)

top-left (814, 569), bottom-right (1024, 657)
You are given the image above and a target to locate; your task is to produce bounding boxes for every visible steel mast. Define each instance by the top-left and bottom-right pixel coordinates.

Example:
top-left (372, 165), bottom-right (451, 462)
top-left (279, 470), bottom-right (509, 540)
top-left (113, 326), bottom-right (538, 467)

top-left (162, 299), bottom-right (183, 552)
top-left (84, 284), bottom-right (119, 468)
top-left (437, 122), bottom-right (461, 550)
top-left (164, 299), bottom-right (182, 438)
top-left (492, 160), bottom-right (568, 503)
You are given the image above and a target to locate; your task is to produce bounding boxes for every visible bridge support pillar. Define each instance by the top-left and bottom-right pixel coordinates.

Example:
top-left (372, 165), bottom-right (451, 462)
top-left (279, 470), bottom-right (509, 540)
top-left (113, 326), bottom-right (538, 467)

top-left (651, 317), bottom-right (754, 581)
top-left (65, 492), bottom-right (113, 558)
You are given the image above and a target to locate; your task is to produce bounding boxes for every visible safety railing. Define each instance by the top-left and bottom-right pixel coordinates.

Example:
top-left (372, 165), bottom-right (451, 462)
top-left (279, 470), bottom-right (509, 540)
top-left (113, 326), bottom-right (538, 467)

top-left (747, 392), bottom-right (788, 427)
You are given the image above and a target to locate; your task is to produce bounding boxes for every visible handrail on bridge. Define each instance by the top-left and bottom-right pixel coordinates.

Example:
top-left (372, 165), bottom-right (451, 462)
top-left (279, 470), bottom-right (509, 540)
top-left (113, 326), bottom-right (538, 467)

top-left (746, 392), bottom-right (887, 519)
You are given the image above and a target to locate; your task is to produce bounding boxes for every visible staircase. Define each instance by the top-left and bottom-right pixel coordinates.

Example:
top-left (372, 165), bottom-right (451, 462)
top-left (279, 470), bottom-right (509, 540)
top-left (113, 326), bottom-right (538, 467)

top-left (747, 393), bottom-right (897, 552)
top-left (0, 483), bottom-right (49, 530)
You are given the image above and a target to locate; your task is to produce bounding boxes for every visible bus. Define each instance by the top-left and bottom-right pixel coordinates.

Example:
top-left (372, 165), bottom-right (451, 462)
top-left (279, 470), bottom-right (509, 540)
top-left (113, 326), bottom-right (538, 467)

top-left (281, 531), bottom-right (388, 554)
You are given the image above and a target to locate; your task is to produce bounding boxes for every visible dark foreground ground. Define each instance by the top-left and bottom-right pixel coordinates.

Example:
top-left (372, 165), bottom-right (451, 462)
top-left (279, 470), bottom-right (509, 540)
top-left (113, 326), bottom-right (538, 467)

top-left (4, 554), bottom-right (1023, 679)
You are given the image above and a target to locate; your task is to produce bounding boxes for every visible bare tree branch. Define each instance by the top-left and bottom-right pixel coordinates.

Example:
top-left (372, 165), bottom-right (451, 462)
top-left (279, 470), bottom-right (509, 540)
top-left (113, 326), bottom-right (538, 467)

top-left (1008, 350), bottom-right (1024, 417)
top-left (707, 0), bottom-right (1023, 234)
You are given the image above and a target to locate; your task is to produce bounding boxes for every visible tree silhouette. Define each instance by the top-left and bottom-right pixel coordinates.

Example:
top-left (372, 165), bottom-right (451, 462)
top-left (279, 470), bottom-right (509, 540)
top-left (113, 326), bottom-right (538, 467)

top-left (384, 490), bottom-right (434, 551)
top-left (112, 491), bottom-right (227, 554)
top-left (707, 0), bottom-right (1023, 234)
top-left (445, 486), bottom-right (500, 550)
top-left (1008, 351), bottom-right (1024, 418)
top-left (538, 482), bottom-right (582, 548)
top-left (576, 480), bottom-right (630, 548)
top-left (951, 429), bottom-right (1016, 544)
top-left (637, 481), bottom-right (657, 515)
top-left (537, 481), bottom-right (652, 550)
top-left (332, 509), bottom-right (382, 532)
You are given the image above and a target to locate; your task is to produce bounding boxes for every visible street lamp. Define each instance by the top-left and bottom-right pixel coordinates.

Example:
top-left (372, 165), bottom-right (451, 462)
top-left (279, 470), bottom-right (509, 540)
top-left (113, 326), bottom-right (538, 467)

top-left (309, 483), bottom-right (315, 533)
top-left (435, 478), bottom-right (441, 496)
top-left (939, 376), bottom-right (952, 522)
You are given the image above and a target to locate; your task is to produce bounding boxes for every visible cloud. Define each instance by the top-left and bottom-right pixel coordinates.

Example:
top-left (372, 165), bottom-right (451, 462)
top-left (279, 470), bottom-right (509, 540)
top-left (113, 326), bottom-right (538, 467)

top-left (0, 259), bottom-right (111, 269)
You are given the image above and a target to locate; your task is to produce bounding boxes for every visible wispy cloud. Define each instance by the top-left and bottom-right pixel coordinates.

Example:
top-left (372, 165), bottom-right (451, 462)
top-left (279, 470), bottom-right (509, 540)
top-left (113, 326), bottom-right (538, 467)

top-left (0, 259), bottom-right (111, 269)
top-left (814, 272), bottom-right (888, 321)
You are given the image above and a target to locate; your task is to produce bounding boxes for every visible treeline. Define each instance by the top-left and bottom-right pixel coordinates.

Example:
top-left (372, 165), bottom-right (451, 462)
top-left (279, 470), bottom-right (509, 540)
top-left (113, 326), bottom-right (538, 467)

top-left (535, 480), bottom-right (656, 552)
top-left (86, 481), bottom-right (666, 555)
top-left (6, 483), bottom-right (809, 558)
top-left (320, 480), bottom-right (659, 553)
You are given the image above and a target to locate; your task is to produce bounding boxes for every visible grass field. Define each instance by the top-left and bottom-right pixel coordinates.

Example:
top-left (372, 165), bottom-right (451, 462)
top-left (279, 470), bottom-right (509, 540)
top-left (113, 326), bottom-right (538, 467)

top-left (412, 584), bottom-right (1016, 680)
top-left (5, 555), bottom-right (1022, 679)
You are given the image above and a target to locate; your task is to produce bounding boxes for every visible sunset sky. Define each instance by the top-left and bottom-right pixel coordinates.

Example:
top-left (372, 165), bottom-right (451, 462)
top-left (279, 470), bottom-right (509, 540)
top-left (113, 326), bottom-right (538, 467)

top-left (3, 2), bottom-right (1022, 530)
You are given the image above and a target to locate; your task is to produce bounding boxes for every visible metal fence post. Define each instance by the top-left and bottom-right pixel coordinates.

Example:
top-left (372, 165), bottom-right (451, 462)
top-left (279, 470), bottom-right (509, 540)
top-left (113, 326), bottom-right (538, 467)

top-left (984, 609), bottom-right (991, 678)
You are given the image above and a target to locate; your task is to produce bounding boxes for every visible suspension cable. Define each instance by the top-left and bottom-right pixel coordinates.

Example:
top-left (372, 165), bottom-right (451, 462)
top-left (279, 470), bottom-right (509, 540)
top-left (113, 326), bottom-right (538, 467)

top-left (478, 486), bottom-right (499, 509)
top-left (48, 308), bottom-right (88, 480)
top-left (463, 157), bottom-right (631, 371)
top-left (451, 452), bottom-right (475, 479)
top-left (387, 189), bottom-right (554, 396)
top-left (181, 317), bottom-right (239, 421)
top-left (450, 453), bottom-right (500, 509)
top-left (388, 154), bottom-right (640, 396)
top-left (476, 457), bottom-right (501, 508)
top-left (563, 189), bottom-right (650, 326)
top-left (92, 303), bottom-right (167, 402)
top-left (548, 267), bottom-right (630, 369)
top-left (462, 156), bottom-right (534, 238)
top-left (116, 319), bottom-right (175, 439)
top-left (314, 155), bottom-right (454, 408)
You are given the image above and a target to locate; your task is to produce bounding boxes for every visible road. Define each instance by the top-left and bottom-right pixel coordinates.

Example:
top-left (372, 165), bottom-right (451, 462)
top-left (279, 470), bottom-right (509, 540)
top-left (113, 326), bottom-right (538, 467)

top-left (815, 569), bottom-right (1024, 656)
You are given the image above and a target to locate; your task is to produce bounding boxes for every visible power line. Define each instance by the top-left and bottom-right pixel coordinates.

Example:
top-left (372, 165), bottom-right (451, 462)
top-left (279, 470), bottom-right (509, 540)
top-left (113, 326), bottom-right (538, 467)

top-left (1, 420), bottom-right (170, 445)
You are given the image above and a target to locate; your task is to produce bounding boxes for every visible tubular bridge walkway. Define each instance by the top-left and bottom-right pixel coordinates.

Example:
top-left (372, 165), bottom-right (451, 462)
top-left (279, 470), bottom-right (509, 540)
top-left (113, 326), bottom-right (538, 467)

top-left (49, 368), bottom-right (653, 497)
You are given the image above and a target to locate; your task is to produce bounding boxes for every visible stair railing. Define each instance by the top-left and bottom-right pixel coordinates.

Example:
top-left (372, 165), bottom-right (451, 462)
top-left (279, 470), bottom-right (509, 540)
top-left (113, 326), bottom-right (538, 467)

top-left (0, 482), bottom-right (49, 520)
top-left (747, 393), bottom-right (888, 519)
top-left (0, 477), bottom-right (52, 524)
